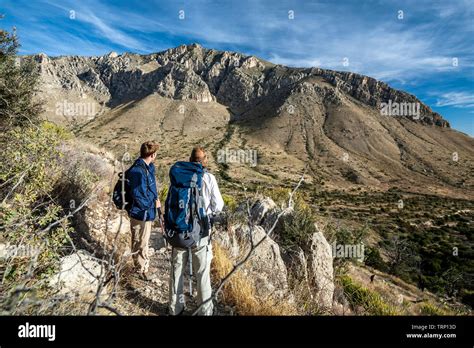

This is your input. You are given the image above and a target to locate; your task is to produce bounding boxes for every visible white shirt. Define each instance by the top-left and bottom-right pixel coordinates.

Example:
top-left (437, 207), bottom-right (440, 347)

top-left (202, 172), bottom-right (224, 215)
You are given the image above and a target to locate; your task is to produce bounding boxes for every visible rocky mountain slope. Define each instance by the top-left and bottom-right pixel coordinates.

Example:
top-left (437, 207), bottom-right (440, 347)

top-left (28, 43), bottom-right (473, 197)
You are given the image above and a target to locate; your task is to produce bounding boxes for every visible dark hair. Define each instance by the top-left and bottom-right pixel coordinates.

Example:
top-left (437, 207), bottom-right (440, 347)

top-left (140, 141), bottom-right (159, 158)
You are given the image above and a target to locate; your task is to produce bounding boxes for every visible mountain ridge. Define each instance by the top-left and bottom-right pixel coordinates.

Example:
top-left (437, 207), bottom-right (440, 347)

top-left (27, 43), bottom-right (473, 197)
top-left (29, 43), bottom-right (449, 127)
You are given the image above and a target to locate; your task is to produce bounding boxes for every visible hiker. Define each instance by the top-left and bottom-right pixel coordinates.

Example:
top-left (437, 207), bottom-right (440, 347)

top-left (127, 141), bottom-right (161, 281)
top-left (165, 146), bottom-right (224, 315)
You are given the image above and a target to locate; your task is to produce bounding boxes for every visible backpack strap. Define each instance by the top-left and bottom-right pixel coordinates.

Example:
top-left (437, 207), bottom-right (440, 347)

top-left (201, 170), bottom-right (213, 215)
top-left (194, 182), bottom-right (210, 241)
top-left (137, 161), bottom-right (151, 190)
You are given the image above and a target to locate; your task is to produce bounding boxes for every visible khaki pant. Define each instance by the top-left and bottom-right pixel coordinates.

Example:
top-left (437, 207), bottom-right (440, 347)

top-left (130, 217), bottom-right (152, 274)
top-left (169, 237), bottom-right (213, 315)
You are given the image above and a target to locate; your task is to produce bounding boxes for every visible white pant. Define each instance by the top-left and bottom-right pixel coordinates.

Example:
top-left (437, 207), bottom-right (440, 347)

top-left (168, 237), bottom-right (214, 315)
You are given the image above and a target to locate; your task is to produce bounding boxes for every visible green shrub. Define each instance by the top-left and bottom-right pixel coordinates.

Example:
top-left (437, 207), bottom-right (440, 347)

top-left (340, 275), bottom-right (399, 315)
top-left (159, 183), bottom-right (168, 204)
top-left (0, 25), bottom-right (98, 315)
top-left (280, 206), bottom-right (315, 252)
top-left (365, 246), bottom-right (388, 272)
top-left (222, 194), bottom-right (237, 211)
top-left (1, 122), bottom-right (73, 312)
top-left (0, 23), bottom-right (42, 128)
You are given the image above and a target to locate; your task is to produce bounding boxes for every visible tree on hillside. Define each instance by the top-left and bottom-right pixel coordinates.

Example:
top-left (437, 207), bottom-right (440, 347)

top-left (0, 16), bottom-right (42, 130)
top-left (385, 235), bottom-right (420, 280)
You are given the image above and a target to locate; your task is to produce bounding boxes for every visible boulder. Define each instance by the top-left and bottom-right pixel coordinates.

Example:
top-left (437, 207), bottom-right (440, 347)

top-left (234, 224), bottom-right (289, 299)
top-left (280, 245), bottom-right (308, 281)
top-left (58, 141), bottom-right (132, 258)
top-left (261, 206), bottom-right (294, 236)
top-left (212, 226), bottom-right (240, 259)
top-left (249, 197), bottom-right (277, 225)
top-left (49, 250), bottom-right (107, 300)
top-left (213, 220), bottom-right (289, 300)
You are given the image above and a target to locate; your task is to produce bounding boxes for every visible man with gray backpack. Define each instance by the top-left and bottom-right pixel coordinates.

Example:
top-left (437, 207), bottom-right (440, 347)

top-left (165, 146), bottom-right (224, 315)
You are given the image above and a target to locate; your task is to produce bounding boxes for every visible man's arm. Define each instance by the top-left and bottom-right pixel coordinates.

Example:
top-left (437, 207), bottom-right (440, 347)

top-left (209, 174), bottom-right (224, 213)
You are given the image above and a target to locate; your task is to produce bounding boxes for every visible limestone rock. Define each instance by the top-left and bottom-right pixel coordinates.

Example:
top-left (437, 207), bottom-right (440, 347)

top-left (305, 230), bottom-right (335, 310)
top-left (249, 197), bottom-right (277, 225)
top-left (49, 250), bottom-right (106, 300)
top-left (233, 224), bottom-right (289, 299)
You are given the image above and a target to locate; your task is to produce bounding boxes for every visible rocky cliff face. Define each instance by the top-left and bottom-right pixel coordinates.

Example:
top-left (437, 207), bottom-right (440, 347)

top-left (31, 43), bottom-right (447, 126)
top-left (29, 44), bottom-right (473, 196)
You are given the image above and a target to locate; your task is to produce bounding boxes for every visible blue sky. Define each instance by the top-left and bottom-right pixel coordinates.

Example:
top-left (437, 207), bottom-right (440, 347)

top-left (1, 0), bottom-right (473, 135)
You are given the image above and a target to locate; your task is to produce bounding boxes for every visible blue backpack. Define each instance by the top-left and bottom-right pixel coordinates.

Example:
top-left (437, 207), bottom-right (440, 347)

top-left (164, 161), bottom-right (210, 249)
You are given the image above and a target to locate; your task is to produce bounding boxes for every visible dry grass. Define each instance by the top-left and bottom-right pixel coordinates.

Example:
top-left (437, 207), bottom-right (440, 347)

top-left (211, 243), bottom-right (297, 315)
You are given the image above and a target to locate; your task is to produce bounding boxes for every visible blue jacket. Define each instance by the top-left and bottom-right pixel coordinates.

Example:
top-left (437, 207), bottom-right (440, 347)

top-left (128, 158), bottom-right (158, 221)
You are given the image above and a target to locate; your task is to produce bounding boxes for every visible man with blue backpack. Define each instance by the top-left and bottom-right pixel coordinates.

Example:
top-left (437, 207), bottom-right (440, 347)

top-left (113, 141), bottom-right (161, 281)
top-left (165, 146), bottom-right (224, 315)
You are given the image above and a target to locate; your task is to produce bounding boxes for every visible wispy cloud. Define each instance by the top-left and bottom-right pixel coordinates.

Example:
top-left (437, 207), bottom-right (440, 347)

top-left (41, 0), bottom-right (153, 52)
top-left (77, 11), bottom-right (146, 51)
top-left (436, 92), bottom-right (474, 108)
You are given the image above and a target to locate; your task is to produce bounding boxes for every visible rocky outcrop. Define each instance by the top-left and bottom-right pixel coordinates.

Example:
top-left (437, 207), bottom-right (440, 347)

top-left (28, 43), bottom-right (449, 127)
top-left (216, 197), bottom-right (335, 308)
top-left (57, 141), bottom-right (132, 257)
top-left (318, 70), bottom-right (449, 127)
top-left (214, 222), bottom-right (289, 300)
top-left (305, 230), bottom-right (335, 309)
top-left (249, 197), bottom-right (277, 225)
top-left (238, 224), bottom-right (289, 299)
